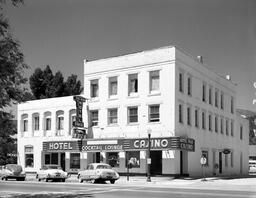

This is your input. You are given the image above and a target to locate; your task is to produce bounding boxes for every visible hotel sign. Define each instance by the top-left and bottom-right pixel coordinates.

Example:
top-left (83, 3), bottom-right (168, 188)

top-left (73, 96), bottom-right (86, 128)
top-left (43, 137), bottom-right (195, 152)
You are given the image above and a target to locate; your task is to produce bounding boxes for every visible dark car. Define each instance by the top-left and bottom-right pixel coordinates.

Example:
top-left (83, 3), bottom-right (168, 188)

top-left (0, 164), bottom-right (26, 181)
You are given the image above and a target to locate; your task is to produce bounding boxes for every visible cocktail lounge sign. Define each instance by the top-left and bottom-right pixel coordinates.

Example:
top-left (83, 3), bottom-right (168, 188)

top-left (43, 137), bottom-right (195, 152)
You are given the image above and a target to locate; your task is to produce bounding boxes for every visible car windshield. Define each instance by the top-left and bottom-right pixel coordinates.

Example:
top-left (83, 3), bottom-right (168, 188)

top-left (96, 164), bottom-right (111, 169)
top-left (46, 165), bottom-right (62, 170)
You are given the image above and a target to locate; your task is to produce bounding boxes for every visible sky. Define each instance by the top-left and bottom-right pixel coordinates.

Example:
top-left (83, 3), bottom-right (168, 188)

top-left (3, 0), bottom-right (256, 112)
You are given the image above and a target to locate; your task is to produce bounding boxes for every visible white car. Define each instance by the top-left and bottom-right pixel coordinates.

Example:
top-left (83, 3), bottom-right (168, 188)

top-left (78, 163), bottom-right (119, 184)
top-left (36, 164), bottom-right (69, 182)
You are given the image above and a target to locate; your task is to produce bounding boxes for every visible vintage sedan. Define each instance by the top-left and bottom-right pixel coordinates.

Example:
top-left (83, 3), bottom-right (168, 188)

top-left (0, 164), bottom-right (26, 181)
top-left (78, 163), bottom-right (119, 184)
top-left (36, 164), bottom-right (69, 182)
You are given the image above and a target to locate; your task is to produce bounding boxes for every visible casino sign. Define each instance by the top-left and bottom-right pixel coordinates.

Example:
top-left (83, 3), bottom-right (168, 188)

top-left (43, 136), bottom-right (195, 152)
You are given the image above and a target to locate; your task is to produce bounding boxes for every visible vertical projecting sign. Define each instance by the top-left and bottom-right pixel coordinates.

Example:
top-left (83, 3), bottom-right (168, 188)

top-left (73, 96), bottom-right (87, 139)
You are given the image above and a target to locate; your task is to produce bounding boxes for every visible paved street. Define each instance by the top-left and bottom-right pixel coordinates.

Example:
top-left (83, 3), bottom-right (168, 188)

top-left (1, 177), bottom-right (256, 198)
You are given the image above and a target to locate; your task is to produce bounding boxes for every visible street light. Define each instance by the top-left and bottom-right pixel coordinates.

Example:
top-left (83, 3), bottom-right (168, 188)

top-left (147, 128), bottom-right (152, 182)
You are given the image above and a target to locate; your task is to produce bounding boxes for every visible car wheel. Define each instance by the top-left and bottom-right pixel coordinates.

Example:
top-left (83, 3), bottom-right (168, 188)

top-left (5, 177), bottom-right (8, 181)
top-left (110, 180), bottom-right (115, 184)
top-left (91, 179), bottom-right (95, 184)
top-left (78, 176), bottom-right (83, 183)
top-left (46, 178), bottom-right (49, 182)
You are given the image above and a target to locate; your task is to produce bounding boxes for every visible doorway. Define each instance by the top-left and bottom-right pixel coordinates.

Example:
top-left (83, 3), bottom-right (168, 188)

top-left (60, 153), bottom-right (65, 171)
top-left (219, 152), bottom-right (222, 174)
top-left (180, 151), bottom-right (183, 175)
top-left (150, 151), bottom-right (162, 175)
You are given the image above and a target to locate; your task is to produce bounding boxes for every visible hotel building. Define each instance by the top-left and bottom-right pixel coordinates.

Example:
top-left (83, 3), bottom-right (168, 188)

top-left (17, 46), bottom-right (249, 177)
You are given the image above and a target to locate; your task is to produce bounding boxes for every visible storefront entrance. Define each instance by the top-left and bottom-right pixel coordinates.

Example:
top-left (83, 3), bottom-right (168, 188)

top-left (219, 152), bottom-right (222, 174)
top-left (150, 151), bottom-right (162, 175)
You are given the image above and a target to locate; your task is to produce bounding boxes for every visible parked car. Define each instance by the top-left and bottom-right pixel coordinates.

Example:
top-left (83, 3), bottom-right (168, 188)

top-left (0, 164), bottom-right (26, 181)
top-left (78, 163), bottom-right (119, 184)
top-left (36, 164), bottom-right (69, 182)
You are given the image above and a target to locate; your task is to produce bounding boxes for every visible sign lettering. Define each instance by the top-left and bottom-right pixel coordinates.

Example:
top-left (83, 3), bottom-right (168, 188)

top-left (43, 136), bottom-right (195, 152)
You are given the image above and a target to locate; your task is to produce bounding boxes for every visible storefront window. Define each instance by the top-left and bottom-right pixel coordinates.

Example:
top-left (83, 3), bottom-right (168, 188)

top-left (44, 153), bottom-right (58, 165)
top-left (106, 152), bottom-right (119, 167)
top-left (45, 154), bottom-right (50, 164)
top-left (25, 146), bottom-right (34, 168)
top-left (126, 151), bottom-right (140, 168)
top-left (70, 153), bottom-right (80, 169)
top-left (51, 153), bottom-right (58, 165)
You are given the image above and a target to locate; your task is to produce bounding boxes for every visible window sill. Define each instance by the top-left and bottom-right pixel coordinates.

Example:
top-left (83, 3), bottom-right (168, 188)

top-left (90, 97), bottom-right (99, 102)
top-left (127, 123), bottom-right (139, 126)
top-left (148, 92), bottom-right (161, 97)
top-left (128, 93), bottom-right (139, 98)
top-left (107, 124), bottom-right (119, 127)
top-left (107, 96), bottom-right (118, 101)
top-left (147, 121), bottom-right (161, 125)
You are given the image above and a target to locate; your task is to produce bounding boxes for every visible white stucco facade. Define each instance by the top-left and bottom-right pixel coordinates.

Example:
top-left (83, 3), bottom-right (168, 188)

top-left (17, 46), bottom-right (249, 177)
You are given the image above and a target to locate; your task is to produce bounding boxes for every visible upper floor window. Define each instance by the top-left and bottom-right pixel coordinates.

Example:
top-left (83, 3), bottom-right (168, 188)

top-left (187, 75), bottom-right (192, 96)
top-left (149, 105), bottom-right (160, 122)
top-left (179, 71), bottom-right (184, 93)
top-left (231, 97), bottom-right (234, 114)
top-left (46, 118), bottom-right (51, 131)
top-left (202, 111), bottom-right (206, 130)
top-left (220, 117), bottom-right (224, 134)
top-left (90, 110), bottom-right (99, 126)
top-left (202, 83), bottom-right (206, 102)
top-left (33, 114), bottom-right (39, 131)
top-left (221, 92), bottom-right (224, 110)
top-left (109, 76), bottom-right (118, 97)
top-left (208, 114), bottom-right (212, 131)
top-left (128, 73), bottom-right (138, 95)
top-left (195, 108), bottom-right (199, 128)
top-left (149, 70), bottom-right (160, 93)
top-left (209, 87), bottom-right (212, 105)
top-left (178, 104), bottom-right (183, 124)
top-left (23, 120), bottom-right (28, 132)
top-left (226, 119), bottom-right (229, 136)
top-left (90, 79), bottom-right (99, 98)
top-left (240, 125), bottom-right (243, 140)
top-left (21, 114), bottom-right (28, 132)
top-left (187, 106), bottom-right (191, 126)
top-left (215, 115), bottom-right (218, 133)
top-left (57, 116), bottom-right (64, 130)
top-left (128, 107), bottom-right (138, 123)
top-left (108, 108), bottom-right (118, 125)
top-left (215, 89), bottom-right (219, 108)
top-left (231, 120), bottom-right (234, 136)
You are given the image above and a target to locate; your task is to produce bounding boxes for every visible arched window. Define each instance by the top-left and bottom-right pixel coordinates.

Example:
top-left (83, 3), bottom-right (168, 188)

top-left (44, 111), bottom-right (52, 131)
top-left (21, 114), bottom-right (28, 132)
top-left (69, 109), bottom-right (76, 135)
top-left (32, 113), bottom-right (40, 131)
top-left (56, 110), bottom-right (64, 130)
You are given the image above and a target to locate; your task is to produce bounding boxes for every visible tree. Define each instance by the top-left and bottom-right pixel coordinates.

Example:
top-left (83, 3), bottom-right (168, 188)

top-left (0, 0), bottom-right (30, 164)
top-left (29, 65), bottom-right (83, 99)
top-left (63, 74), bottom-right (83, 96)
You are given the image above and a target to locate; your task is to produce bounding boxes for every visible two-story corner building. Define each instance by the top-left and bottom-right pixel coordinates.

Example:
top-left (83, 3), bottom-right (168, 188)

top-left (17, 46), bottom-right (249, 177)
